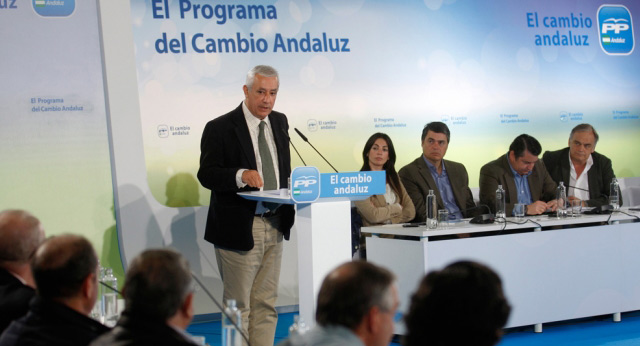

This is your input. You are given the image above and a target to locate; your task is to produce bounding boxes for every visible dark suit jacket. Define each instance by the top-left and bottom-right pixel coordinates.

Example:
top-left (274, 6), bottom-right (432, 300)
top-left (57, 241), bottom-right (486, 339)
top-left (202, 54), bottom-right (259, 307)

top-left (479, 154), bottom-right (557, 215)
top-left (399, 156), bottom-right (476, 222)
top-left (542, 148), bottom-right (619, 207)
top-left (89, 312), bottom-right (197, 346)
top-left (198, 103), bottom-right (295, 251)
top-left (0, 297), bottom-right (109, 346)
top-left (0, 269), bottom-right (35, 334)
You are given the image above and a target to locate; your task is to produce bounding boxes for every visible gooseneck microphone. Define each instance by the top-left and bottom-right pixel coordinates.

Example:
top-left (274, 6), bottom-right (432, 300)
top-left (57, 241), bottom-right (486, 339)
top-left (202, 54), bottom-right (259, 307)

top-left (294, 128), bottom-right (339, 173)
top-left (568, 185), bottom-right (589, 192)
top-left (282, 128), bottom-right (307, 166)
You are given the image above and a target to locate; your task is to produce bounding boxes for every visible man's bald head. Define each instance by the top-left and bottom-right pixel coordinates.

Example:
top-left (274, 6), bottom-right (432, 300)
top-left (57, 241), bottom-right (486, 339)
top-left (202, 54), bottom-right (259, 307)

top-left (0, 209), bottom-right (43, 264)
top-left (316, 261), bottom-right (395, 330)
top-left (32, 234), bottom-right (98, 300)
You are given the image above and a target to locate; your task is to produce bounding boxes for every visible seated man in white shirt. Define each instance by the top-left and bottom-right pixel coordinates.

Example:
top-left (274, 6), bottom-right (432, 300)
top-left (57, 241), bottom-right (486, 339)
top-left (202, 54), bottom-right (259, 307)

top-left (543, 123), bottom-right (619, 207)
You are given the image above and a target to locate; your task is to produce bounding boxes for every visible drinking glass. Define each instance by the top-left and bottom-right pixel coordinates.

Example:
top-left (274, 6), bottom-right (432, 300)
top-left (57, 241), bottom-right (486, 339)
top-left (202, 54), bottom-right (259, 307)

top-left (514, 203), bottom-right (525, 219)
top-left (437, 209), bottom-right (449, 229)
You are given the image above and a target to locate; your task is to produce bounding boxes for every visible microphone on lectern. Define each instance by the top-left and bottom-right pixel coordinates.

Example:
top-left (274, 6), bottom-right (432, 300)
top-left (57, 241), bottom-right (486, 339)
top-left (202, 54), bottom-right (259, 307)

top-left (294, 128), bottom-right (339, 173)
top-left (282, 128), bottom-right (307, 166)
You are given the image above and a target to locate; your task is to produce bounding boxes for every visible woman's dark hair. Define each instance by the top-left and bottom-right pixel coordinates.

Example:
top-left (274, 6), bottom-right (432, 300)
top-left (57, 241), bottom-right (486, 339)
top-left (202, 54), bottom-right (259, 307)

top-left (360, 133), bottom-right (402, 199)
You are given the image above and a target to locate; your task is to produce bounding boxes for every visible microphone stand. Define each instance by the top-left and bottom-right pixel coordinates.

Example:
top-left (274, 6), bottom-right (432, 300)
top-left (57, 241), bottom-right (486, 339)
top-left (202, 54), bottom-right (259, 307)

top-left (190, 273), bottom-right (252, 346)
top-left (100, 281), bottom-right (122, 294)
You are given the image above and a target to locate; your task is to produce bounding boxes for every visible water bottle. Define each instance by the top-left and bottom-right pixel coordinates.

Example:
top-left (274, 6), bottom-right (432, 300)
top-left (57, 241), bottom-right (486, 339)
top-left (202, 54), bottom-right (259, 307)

top-left (90, 265), bottom-right (105, 322)
top-left (222, 299), bottom-right (242, 346)
top-left (288, 314), bottom-right (309, 337)
top-left (101, 268), bottom-right (119, 327)
top-left (556, 182), bottom-right (567, 218)
top-left (610, 178), bottom-right (620, 210)
top-left (495, 185), bottom-right (506, 219)
top-left (426, 190), bottom-right (437, 229)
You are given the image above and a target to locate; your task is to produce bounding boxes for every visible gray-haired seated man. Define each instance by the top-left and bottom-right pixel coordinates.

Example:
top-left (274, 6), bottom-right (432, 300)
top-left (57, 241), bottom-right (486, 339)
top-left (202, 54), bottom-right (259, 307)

top-left (279, 261), bottom-right (399, 346)
top-left (0, 209), bottom-right (44, 334)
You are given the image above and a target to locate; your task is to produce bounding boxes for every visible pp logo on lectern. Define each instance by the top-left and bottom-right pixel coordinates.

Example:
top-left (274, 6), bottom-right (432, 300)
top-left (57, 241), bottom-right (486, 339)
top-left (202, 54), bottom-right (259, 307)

top-left (290, 166), bottom-right (320, 203)
top-left (598, 5), bottom-right (635, 55)
top-left (33, 0), bottom-right (75, 17)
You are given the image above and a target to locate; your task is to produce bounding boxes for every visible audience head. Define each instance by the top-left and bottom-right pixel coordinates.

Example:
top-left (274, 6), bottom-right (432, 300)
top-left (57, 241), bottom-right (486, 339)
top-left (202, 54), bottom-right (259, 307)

top-left (122, 248), bottom-right (194, 329)
top-left (404, 261), bottom-right (511, 346)
top-left (421, 122), bottom-right (451, 166)
top-left (568, 124), bottom-right (598, 165)
top-left (508, 134), bottom-right (542, 176)
top-left (316, 261), bottom-right (398, 346)
top-left (0, 209), bottom-right (43, 266)
top-left (32, 234), bottom-right (99, 315)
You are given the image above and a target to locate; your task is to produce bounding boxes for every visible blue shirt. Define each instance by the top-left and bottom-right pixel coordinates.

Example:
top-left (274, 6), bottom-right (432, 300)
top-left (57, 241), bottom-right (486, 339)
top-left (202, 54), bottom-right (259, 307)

top-left (507, 154), bottom-right (533, 214)
top-left (424, 157), bottom-right (463, 220)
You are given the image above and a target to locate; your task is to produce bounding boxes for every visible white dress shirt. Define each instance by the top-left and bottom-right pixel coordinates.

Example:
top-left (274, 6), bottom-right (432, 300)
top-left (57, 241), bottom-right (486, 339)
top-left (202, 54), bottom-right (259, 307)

top-left (568, 152), bottom-right (593, 201)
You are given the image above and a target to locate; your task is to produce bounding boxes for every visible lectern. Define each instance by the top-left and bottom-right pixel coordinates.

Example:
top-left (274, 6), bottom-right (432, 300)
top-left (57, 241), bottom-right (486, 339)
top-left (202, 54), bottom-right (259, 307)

top-left (239, 169), bottom-right (385, 327)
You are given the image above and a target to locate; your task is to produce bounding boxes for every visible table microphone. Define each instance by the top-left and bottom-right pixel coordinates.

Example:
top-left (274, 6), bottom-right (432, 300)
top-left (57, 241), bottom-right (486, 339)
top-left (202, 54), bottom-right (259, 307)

top-left (465, 204), bottom-right (495, 224)
top-left (294, 128), bottom-right (339, 173)
top-left (568, 185), bottom-right (589, 192)
top-left (282, 128), bottom-right (306, 166)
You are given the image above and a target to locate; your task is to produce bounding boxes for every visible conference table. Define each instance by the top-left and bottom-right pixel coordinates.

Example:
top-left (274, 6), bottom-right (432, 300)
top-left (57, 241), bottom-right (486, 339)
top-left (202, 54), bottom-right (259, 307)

top-left (362, 209), bottom-right (640, 333)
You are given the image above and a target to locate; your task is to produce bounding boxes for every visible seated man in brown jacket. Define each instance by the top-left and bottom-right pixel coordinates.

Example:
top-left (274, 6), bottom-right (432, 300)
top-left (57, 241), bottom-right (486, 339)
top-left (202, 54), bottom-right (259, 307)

top-left (479, 134), bottom-right (557, 216)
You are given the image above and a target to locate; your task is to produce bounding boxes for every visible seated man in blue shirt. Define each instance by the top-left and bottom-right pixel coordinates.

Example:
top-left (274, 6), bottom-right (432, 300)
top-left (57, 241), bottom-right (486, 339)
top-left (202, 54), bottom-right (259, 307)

top-left (399, 122), bottom-right (477, 222)
top-left (479, 134), bottom-right (557, 216)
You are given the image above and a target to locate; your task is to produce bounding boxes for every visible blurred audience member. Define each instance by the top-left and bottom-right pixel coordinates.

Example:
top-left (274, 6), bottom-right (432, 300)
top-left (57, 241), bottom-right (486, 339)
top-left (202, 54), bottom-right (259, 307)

top-left (0, 209), bottom-right (44, 334)
top-left (90, 248), bottom-right (198, 346)
top-left (404, 261), bottom-right (511, 346)
top-left (0, 234), bottom-right (109, 346)
top-left (279, 261), bottom-right (398, 346)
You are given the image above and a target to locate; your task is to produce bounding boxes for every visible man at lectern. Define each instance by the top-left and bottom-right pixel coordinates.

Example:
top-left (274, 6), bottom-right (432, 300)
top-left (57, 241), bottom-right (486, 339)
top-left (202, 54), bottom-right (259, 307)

top-left (399, 122), bottom-right (477, 222)
top-left (542, 123), bottom-right (619, 208)
top-left (197, 65), bottom-right (295, 346)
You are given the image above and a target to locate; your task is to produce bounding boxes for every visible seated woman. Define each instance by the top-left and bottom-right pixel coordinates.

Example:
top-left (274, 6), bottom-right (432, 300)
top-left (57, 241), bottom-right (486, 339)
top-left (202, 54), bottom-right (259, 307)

top-left (355, 133), bottom-right (415, 227)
